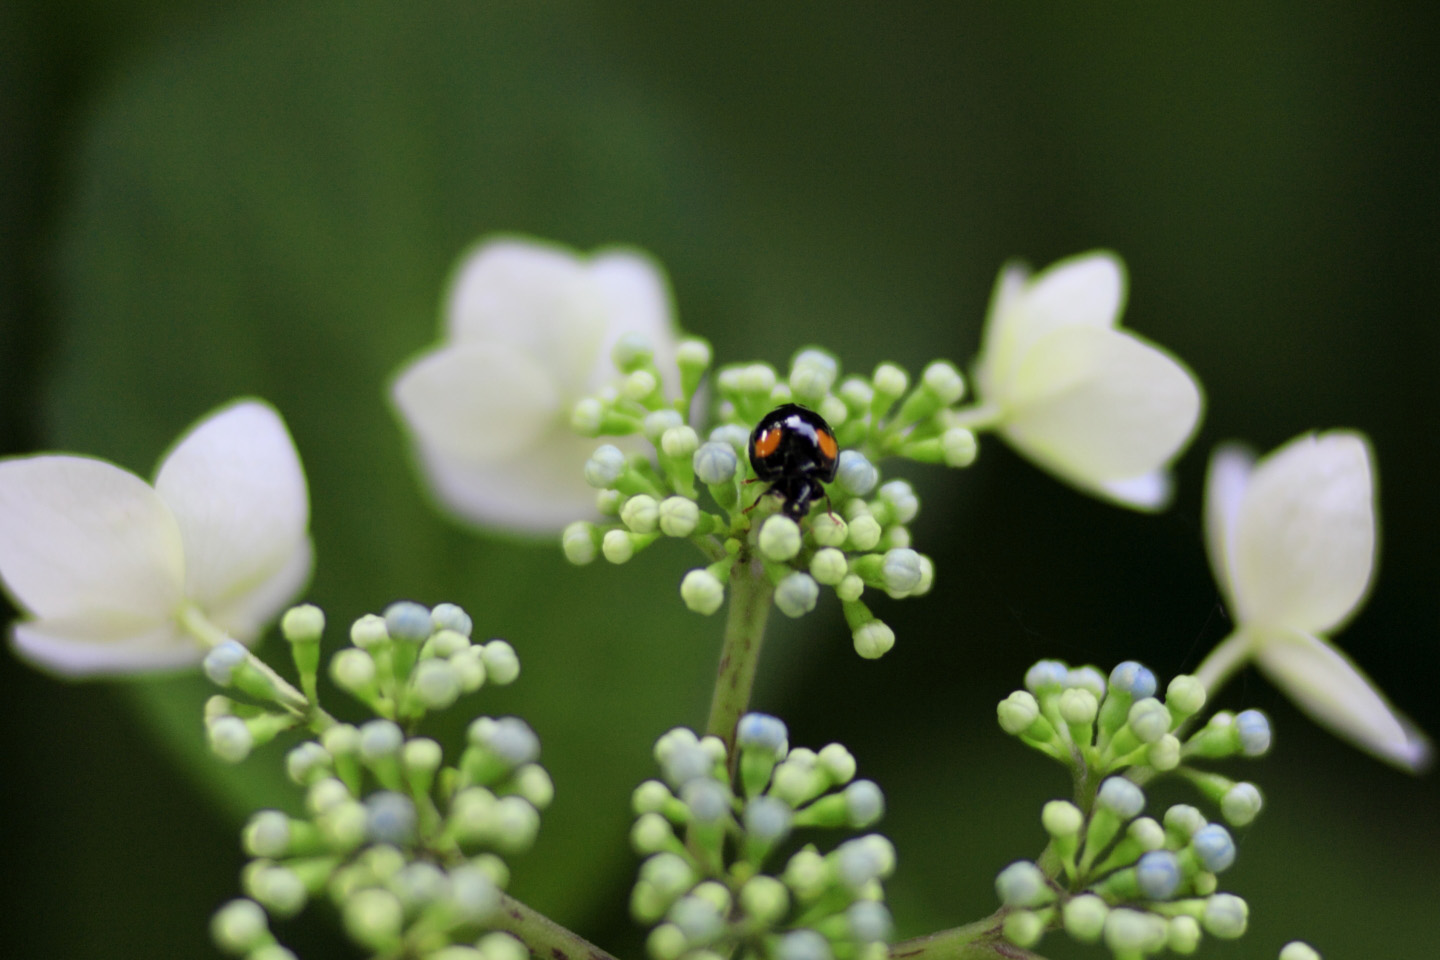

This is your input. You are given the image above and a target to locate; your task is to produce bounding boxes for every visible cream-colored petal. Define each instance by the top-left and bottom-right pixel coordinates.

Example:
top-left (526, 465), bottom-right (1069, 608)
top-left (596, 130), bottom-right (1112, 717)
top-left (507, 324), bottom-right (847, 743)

top-left (1096, 470), bottom-right (1173, 512)
top-left (1204, 444), bottom-right (1255, 612)
top-left (208, 537), bottom-right (314, 642)
top-left (979, 252), bottom-right (1126, 399)
top-left (1000, 325), bottom-right (1202, 495)
top-left (154, 400), bottom-right (310, 618)
top-left (11, 618), bottom-right (197, 677)
top-left (409, 429), bottom-right (606, 534)
top-left (975, 262), bottom-right (1029, 402)
top-left (1231, 432), bottom-right (1374, 633)
top-left (0, 455), bottom-right (184, 625)
top-left (1257, 629), bottom-right (1431, 771)
top-left (443, 238), bottom-right (608, 389)
top-left (392, 341), bottom-right (563, 462)
top-left (587, 249), bottom-right (680, 395)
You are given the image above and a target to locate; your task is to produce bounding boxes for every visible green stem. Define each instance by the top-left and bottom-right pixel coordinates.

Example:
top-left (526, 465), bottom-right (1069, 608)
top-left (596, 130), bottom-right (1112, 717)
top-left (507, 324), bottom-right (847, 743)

top-left (491, 893), bottom-right (621, 960)
top-left (889, 914), bottom-right (1049, 960)
top-left (944, 403), bottom-right (1004, 431)
top-left (705, 552), bottom-right (775, 760)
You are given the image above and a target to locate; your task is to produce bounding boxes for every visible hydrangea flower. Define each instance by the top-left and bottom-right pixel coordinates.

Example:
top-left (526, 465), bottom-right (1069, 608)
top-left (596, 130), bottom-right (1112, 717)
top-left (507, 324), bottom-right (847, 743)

top-left (973, 251), bottom-right (1202, 510)
top-left (1203, 431), bottom-right (1430, 770)
top-left (391, 237), bottom-right (680, 533)
top-left (0, 400), bottom-right (311, 676)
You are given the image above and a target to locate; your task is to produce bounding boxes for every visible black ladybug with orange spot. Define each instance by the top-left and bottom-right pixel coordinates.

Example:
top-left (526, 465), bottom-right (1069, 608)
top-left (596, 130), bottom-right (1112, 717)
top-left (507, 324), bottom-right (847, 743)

top-left (747, 404), bottom-right (840, 521)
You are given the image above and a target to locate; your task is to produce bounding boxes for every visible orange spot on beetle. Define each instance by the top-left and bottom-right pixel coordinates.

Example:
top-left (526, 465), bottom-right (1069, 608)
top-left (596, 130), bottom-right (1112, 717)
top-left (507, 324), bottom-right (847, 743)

top-left (817, 430), bottom-right (839, 460)
top-left (753, 428), bottom-right (782, 458)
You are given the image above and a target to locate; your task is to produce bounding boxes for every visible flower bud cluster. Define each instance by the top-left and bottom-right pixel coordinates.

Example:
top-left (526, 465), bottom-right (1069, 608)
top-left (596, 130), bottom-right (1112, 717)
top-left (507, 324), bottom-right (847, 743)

top-left (998, 779), bottom-right (1253, 957)
top-left (997, 660), bottom-right (1269, 825)
top-left (209, 603), bottom-right (546, 960)
top-left (567, 347), bottom-right (964, 658)
top-left (631, 714), bottom-right (894, 960)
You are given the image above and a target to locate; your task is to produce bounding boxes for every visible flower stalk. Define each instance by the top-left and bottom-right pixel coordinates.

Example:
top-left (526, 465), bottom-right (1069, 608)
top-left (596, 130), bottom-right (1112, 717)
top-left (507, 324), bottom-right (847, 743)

top-left (704, 552), bottom-right (775, 763)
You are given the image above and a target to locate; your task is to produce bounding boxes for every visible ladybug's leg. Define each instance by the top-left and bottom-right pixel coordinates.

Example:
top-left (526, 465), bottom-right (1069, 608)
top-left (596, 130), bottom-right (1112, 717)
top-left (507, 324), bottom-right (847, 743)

top-left (741, 483), bottom-right (771, 515)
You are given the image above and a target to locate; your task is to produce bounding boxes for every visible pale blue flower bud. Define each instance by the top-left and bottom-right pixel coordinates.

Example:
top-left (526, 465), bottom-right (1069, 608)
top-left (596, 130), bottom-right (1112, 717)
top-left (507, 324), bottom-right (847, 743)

top-left (659, 497), bottom-right (700, 537)
top-left (479, 639), bottom-right (520, 684)
top-left (998, 691), bottom-right (1041, 734)
top-left (852, 620), bottom-right (895, 659)
top-left (1202, 893), bottom-right (1249, 938)
top-left (1166, 674), bottom-right (1206, 716)
top-left (343, 888), bottom-right (404, 950)
top-left (738, 713), bottom-right (789, 754)
top-left (470, 716), bottom-right (540, 766)
top-left (775, 572), bottom-right (820, 618)
top-left (350, 613), bottom-right (388, 649)
top-left (203, 640), bottom-right (248, 687)
top-left (759, 516), bottom-right (803, 561)
top-left (1059, 688), bottom-right (1099, 726)
top-left (848, 901), bottom-right (893, 944)
top-left (1279, 941), bottom-right (1322, 960)
top-left (836, 450), bottom-right (879, 496)
top-left (743, 795), bottom-right (792, 843)
top-left (616, 495), bottom-right (658, 534)
top-left (778, 930), bottom-right (831, 960)
top-left (412, 659), bottom-right (461, 710)
top-left (941, 427), bottom-right (978, 467)
top-left (669, 894), bottom-right (725, 943)
top-left (709, 423), bottom-right (750, 454)
top-left (878, 480), bottom-right (919, 523)
top-left (584, 445), bottom-right (627, 488)
top-left (1164, 804), bottom-right (1207, 838)
top-left (392, 862), bottom-right (447, 909)
top-left (286, 741), bottom-right (330, 785)
top-left (844, 780), bottom-right (885, 827)
top-left (430, 602), bottom-right (472, 636)
top-left (736, 363), bottom-right (778, 396)
top-left (365, 791), bottom-right (417, 845)
top-left (838, 376), bottom-right (874, 410)
top-left (809, 548), bottom-right (848, 586)
top-left (1236, 709), bottom-right (1272, 756)
top-left (1097, 778), bottom-right (1146, 819)
top-left (1192, 824), bottom-right (1236, 872)
top-left (244, 810), bottom-right (292, 858)
top-left (995, 860), bottom-right (1050, 907)
top-left (1103, 909), bottom-right (1167, 955)
top-left (211, 899), bottom-right (269, 954)
top-left (1109, 661), bottom-right (1158, 699)
top-left (1067, 665), bottom-right (1106, 699)
top-left (208, 716), bottom-right (253, 763)
top-left (1062, 893), bottom-right (1108, 943)
top-left (846, 514), bottom-right (883, 551)
top-left (491, 796), bottom-right (541, 853)
top-left (1128, 697), bottom-right (1172, 743)
top-left (881, 548), bottom-right (923, 595)
top-left (681, 778), bottom-right (731, 824)
top-left (1136, 850), bottom-right (1182, 900)
top-left (790, 348), bottom-right (840, 401)
top-left (661, 426), bottom-right (700, 459)
top-left (641, 409), bottom-right (684, 443)
top-left (385, 601), bottom-right (432, 643)
top-left (281, 604), bottom-right (325, 644)
top-left (661, 742), bottom-right (713, 788)
top-left (693, 441), bottom-right (739, 485)
top-left (641, 852), bottom-right (695, 898)
top-left (872, 363), bottom-right (909, 399)
top-left (1042, 800), bottom-right (1083, 838)
top-left (1025, 659), bottom-right (1068, 692)
top-left (1221, 782), bottom-right (1264, 826)
top-left (680, 569), bottom-right (725, 615)
top-left (359, 719), bottom-right (404, 760)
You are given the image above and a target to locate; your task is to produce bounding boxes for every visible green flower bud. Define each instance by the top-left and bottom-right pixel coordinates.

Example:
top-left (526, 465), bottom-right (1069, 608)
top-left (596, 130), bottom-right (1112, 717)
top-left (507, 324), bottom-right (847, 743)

top-left (281, 604), bottom-right (325, 644)
top-left (809, 512), bottom-right (848, 547)
top-left (1221, 782), bottom-right (1264, 826)
top-left (836, 573), bottom-right (864, 602)
top-left (942, 427), bottom-right (978, 467)
top-left (759, 516), bottom-right (803, 561)
top-left (621, 495), bottom-right (661, 534)
top-left (853, 620), bottom-right (895, 659)
top-left (995, 861), bottom-right (1051, 908)
top-left (343, 888), bottom-right (404, 951)
top-left (1163, 804), bottom-right (1207, 839)
top-left (1148, 734), bottom-right (1182, 771)
top-left (1202, 893), bottom-right (1249, 938)
top-left (1042, 800), bottom-right (1084, 838)
top-left (677, 337), bottom-right (713, 392)
top-left (739, 875), bottom-right (789, 925)
top-left (350, 613), bottom-right (389, 649)
top-left (647, 923), bottom-right (686, 960)
top-left (693, 441), bottom-right (739, 486)
top-left (818, 742), bottom-right (857, 783)
top-left (584, 445), bottom-right (627, 488)
top-left (847, 515), bottom-right (883, 551)
top-left (778, 930), bottom-right (832, 960)
top-left (603, 529), bottom-right (637, 563)
top-left (922, 360), bottom-right (965, 404)
top-left (736, 363), bottom-right (778, 396)
top-left (838, 376), bottom-right (874, 411)
top-left (810, 547), bottom-right (849, 585)
top-left (597, 488), bottom-right (623, 514)
top-left (836, 450), bottom-right (879, 496)
top-left (661, 425), bottom-right (700, 459)
top-left (477, 933), bottom-right (528, 960)
top-left (514, 763), bottom-right (555, 809)
top-left (872, 363), bottom-right (909, 401)
top-left (613, 331), bottom-right (654, 372)
top-left (775, 572), bottom-right (820, 617)
top-left (1062, 893), bottom-right (1108, 943)
top-left (632, 812), bottom-right (676, 854)
top-left (1279, 942), bottom-right (1322, 960)
top-left (790, 348), bottom-right (840, 401)
top-left (878, 480), bottom-right (919, 524)
top-left (1104, 908), bottom-right (1167, 955)
top-left (211, 899), bottom-right (270, 955)
top-left (881, 547), bottom-right (923, 596)
top-left (244, 810), bottom-right (294, 858)
top-left (430, 603), bottom-right (472, 636)
top-left (246, 864), bottom-right (307, 917)
top-left (412, 658), bottom-right (461, 710)
top-left (1059, 688), bottom-right (1099, 726)
top-left (285, 742), bottom-right (330, 786)
top-left (403, 737), bottom-right (443, 776)
top-left (479, 640), bottom-right (520, 685)
top-left (1168, 915), bottom-right (1202, 954)
top-left (659, 497), bottom-right (700, 537)
top-left (331, 647), bottom-right (377, 695)
top-left (1002, 910), bottom-right (1046, 949)
top-left (208, 716), bottom-right (254, 763)
top-left (428, 628), bottom-right (470, 658)
top-left (623, 369), bottom-right (659, 402)
top-left (819, 394), bottom-right (848, 427)
top-left (570, 398), bottom-right (605, 435)
top-left (998, 691), bottom-right (1041, 734)
top-left (1128, 697), bottom-right (1172, 743)
top-left (1166, 674), bottom-right (1207, 718)
top-left (681, 569), bottom-right (726, 615)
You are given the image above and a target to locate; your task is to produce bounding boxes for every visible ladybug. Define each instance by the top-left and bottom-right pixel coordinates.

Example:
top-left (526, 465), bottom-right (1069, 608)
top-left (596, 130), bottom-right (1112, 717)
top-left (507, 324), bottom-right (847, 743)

top-left (747, 403), bottom-right (840, 521)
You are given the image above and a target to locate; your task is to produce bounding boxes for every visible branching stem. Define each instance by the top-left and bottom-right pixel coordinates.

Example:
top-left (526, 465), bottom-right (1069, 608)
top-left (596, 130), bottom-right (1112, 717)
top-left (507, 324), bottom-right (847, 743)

top-left (704, 550), bottom-right (775, 763)
top-left (889, 914), bottom-right (1049, 960)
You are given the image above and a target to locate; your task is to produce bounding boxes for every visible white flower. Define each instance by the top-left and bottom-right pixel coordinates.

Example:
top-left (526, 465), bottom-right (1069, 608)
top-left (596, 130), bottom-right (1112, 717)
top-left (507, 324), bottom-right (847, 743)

top-left (974, 251), bottom-right (1202, 510)
top-left (391, 237), bottom-right (679, 533)
top-left (0, 400), bottom-right (312, 676)
top-left (1203, 432), bottom-right (1430, 770)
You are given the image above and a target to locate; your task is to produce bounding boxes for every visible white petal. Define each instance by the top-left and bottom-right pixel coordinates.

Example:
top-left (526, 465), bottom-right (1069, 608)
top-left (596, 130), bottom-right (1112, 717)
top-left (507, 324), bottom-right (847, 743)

top-left (208, 537), bottom-right (314, 641)
top-left (1257, 629), bottom-right (1431, 771)
top-left (1231, 432), bottom-right (1374, 633)
top-left (587, 249), bottom-right (680, 394)
top-left (979, 252), bottom-right (1126, 399)
top-left (409, 429), bottom-right (607, 534)
top-left (392, 341), bottom-right (562, 462)
top-left (0, 455), bottom-right (184, 627)
top-left (11, 619), bottom-right (199, 677)
top-left (154, 400), bottom-right (310, 619)
top-left (444, 238), bottom-right (608, 389)
top-left (1204, 444), bottom-right (1255, 612)
top-left (999, 325), bottom-right (1202, 499)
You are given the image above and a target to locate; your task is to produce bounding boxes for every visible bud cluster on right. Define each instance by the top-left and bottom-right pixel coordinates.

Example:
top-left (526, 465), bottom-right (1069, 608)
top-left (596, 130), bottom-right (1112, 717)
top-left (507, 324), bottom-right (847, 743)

top-left (990, 659), bottom-right (1299, 958)
top-left (629, 713), bottom-right (894, 960)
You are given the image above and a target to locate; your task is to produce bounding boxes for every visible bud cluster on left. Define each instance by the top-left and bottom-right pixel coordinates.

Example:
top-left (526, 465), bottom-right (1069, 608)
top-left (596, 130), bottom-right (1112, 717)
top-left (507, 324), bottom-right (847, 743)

top-left (206, 602), bottom-right (546, 960)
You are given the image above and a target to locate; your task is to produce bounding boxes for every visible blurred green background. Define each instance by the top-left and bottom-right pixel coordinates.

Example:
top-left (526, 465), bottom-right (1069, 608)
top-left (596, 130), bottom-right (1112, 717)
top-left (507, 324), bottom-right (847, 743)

top-left (3, 2), bottom-right (1437, 958)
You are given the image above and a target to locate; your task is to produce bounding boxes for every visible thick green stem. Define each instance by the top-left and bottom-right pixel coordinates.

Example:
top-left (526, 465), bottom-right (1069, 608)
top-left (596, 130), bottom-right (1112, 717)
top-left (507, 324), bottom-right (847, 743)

top-left (491, 893), bottom-right (621, 960)
top-left (889, 915), bottom-right (1049, 960)
top-left (705, 553), bottom-right (775, 759)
